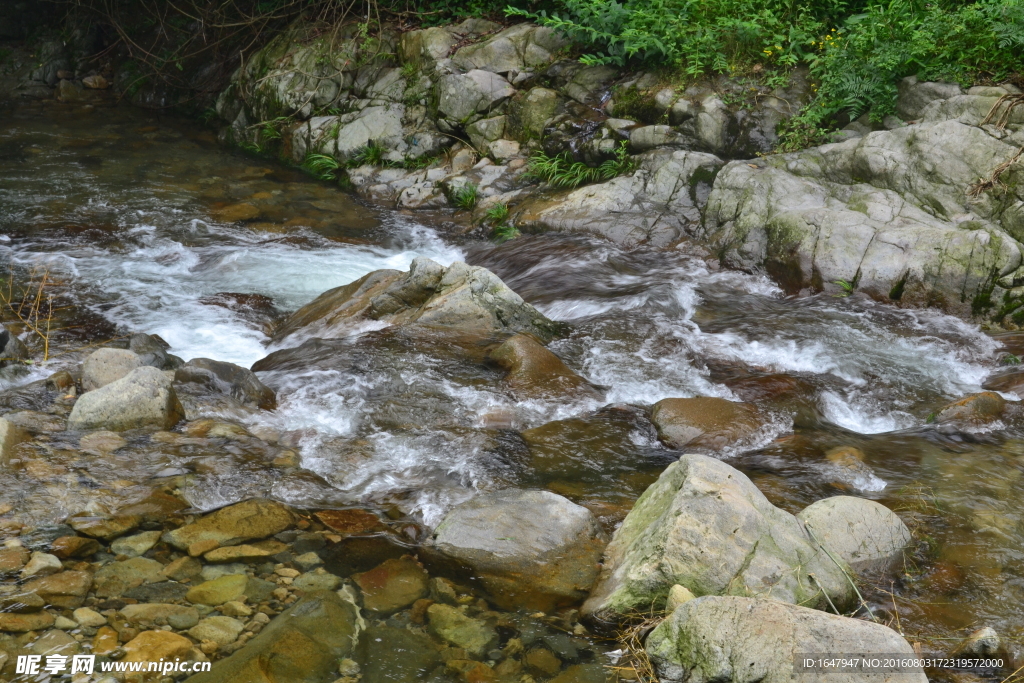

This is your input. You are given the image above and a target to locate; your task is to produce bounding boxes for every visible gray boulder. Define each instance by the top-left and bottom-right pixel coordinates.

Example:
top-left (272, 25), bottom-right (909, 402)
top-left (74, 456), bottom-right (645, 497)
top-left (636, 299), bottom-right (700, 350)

top-left (81, 348), bottom-right (144, 391)
top-left (581, 454), bottom-right (853, 622)
top-left (896, 76), bottom-right (963, 120)
top-left (466, 115), bottom-right (506, 151)
top-left (509, 86), bottom-right (562, 139)
top-left (452, 23), bottom-right (568, 75)
top-left (0, 325), bottom-right (29, 366)
top-left (797, 496), bottom-right (912, 575)
top-left (333, 105), bottom-right (406, 160)
top-left (67, 366), bottom-right (184, 431)
top-left (700, 114), bottom-right (1024, 319)
top-left (175, 358), bottom-right (276, 410)
top-left (437, 70), bottom-right (515, 124)
top-left (647, 596), bottom-right (926, 683)
top-left (271, 257), bottom-right (560, 344)
top-left (430, 489), bottom-right (607, 611)
top-left (400, 26), bottom-right (457, 71)
top-left (517, 150), bottom-right (724, 248)
top-left (185, 590), bottom-right (363, 683)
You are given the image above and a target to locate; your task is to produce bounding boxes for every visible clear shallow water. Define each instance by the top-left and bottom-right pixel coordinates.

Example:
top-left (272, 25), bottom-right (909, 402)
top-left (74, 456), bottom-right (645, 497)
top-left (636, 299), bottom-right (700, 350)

top-left (2, 98), bottom-right (1024, 660)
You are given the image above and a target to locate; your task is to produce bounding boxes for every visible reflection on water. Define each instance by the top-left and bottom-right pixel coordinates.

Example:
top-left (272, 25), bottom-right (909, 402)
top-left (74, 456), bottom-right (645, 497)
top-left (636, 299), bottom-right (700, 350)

top-left (2, 97), bottom-right (1023, 658)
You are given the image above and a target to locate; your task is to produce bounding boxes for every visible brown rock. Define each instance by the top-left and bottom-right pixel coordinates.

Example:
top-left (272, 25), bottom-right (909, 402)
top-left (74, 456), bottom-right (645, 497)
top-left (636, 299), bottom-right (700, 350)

top-left (68, 513), bottom-right (141, 540)
top-left (189, 539), bottom-right (220, 557)
top-left (935, 392), bottom-right (1006, 426)
top-left (489, 334), bottom-right (603, 400)
top-left (211, 203), bottom-right (260, 223)
top-left (525, 647), bottom-right (562, 677)
top-left (21, 570), bottom-right (93, 608)
top-left (0, 545), bottom-right (29, 572)
top-left (352, 557), bottom-right (429, 614)
top-left (0, 610), bottom-right (55, 632)
top-left (82, 74), bottom-right (110, 89)
top-left (50, 535), bottom-right (102, 559)
top-left (204, 539), bottom-right (288, 563)
top-left (410, 598), bottom-right (434, 624)
top-left (160, 555), bottom-right (202, 582)
top-left (93, 625), bottom-right (120, 654)
top-left (447, 659), bottom-right (499, 682)
top-left (315, 509), bottom-right (388, 535)
top-left (163, 499), bottom-right (295, 550)
top-left (650, 397), bottom-right (763, 449)
top-left (0, 591), bottom-right (45, 612)
top-left (122, 630), bottom-right (194, 673)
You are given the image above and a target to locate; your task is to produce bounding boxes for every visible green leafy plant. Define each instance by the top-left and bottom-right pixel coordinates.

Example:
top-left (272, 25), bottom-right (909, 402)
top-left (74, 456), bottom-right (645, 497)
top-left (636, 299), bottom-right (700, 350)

top-left (832, 279), bottom-right (855, 297)
top-left (303, 153), bottom-right (341, 181)
top-left (491, 223), bottom-right (521, 243)
top-left (450, 183), bottom-right (479, 210)
top-left (351, 141), bottom-right (388, 167)
top-left (484, 202), bottom-right (511, 224)
top-left (526, 141), bottom-right (638, 189)
top-left (1002, 353), bottom-right (1022, 365)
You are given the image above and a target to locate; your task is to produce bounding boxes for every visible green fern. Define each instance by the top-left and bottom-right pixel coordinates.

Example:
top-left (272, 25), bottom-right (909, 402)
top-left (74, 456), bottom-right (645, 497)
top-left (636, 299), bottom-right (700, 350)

top-left (450, 183), bottom-right (479, 210)
top-left (351, 141), bottom-right (388, 167)
top-left (303, 153), bottom-right (341, 181)
top-left (526, 141), bottom-right (638, 189)
top-left (491, 223), bottom-right (521, 243)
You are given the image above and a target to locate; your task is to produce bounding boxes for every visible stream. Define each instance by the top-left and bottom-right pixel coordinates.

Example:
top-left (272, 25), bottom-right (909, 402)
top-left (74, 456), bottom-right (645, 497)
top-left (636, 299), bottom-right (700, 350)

top-left (2, 97), bottom-right (1024, 668)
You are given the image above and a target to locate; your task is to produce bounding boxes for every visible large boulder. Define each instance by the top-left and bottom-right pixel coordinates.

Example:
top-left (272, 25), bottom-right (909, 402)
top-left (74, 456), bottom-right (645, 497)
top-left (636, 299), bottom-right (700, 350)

top-left (647, 596), bottom-right (926, 683)
top-left (581, 454), bottom-right (853, 622)
top-left (437, 70), bottom-right (515, 124)
top-left (67, 366), bottom-right (184, 431)
top-left (700, 110), bottom-right (1024, 320)
top-left (81, 348), bottom-right (144, 391)
top-left (174, 358), bottom-right (276, 410)
top-left (516, 150), bottom-right (724, 248)
top-left (163, 499), bottom-right (295, 550)
top-left (896, 76), bottom-right (963, 120)
top-left (489, 333), bottom-right (603, 401)
top-left (270, 258), bottom-right (560, 345)
top-left (797, 496), bottom-right (912, 575)
top-left (452, 23), bottom-right (568, 76)
top-left (186, 590), bottom-right (362, 683)
top-left (650, 397), bottom-right (763, 450)
top-left (429, 489), bottom-right (607, 611)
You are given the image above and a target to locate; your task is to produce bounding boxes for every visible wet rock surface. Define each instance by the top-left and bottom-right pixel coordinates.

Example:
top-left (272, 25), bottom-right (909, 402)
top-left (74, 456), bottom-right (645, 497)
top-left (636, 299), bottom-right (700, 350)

top-left (581, 454), bottom-right (855, 621)
top-left (647, 596), bottom-right (926, 683)
top-left (430, 489), bottom-right (607, 611)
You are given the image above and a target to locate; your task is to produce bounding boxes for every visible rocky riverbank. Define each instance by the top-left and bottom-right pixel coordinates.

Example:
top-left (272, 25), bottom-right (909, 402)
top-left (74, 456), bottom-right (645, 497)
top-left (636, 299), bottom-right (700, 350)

top-left (5, 14), bottom-right (1023, 324)
top-left (2, 256), bottom-right (1020, 681)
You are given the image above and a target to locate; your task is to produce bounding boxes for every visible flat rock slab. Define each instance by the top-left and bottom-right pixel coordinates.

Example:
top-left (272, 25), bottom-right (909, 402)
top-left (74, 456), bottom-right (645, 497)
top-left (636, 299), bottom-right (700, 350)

top-left (647, 595), bottom-right (926, 683)
top-left (163, 499), bottom-right (295, 550)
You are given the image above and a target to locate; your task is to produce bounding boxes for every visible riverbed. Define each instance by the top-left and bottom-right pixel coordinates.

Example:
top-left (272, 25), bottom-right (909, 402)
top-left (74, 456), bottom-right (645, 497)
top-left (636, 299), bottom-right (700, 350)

top-left (2, 96), bottom-right (1023, 666)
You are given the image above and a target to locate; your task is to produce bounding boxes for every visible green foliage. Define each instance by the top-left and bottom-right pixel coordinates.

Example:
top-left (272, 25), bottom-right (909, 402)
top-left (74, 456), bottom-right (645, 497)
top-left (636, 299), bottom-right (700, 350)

top-left (351, 141), bottom-right (388, 166)
top-left (450, 183), bottom-right (480, 209)
top-left (1003, 353), bottom-right (1022, 365)
top-left (484, 202), bottom-right (511, 224)
top-left (491, 223), bottom-right (521, 242)
top-left (303, 153), bottom-right (341, 181)
top-left (526, 140), bottom-right (638, 189)
top-left (514, 0), bottom-right (1024, 142)
top-left (832, 278), bottom-right (855, 297)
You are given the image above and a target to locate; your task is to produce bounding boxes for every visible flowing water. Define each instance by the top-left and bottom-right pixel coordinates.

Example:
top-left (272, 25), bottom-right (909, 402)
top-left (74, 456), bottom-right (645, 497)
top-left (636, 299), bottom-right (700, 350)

top-left (3, 97), bottom-right (1024, 667)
